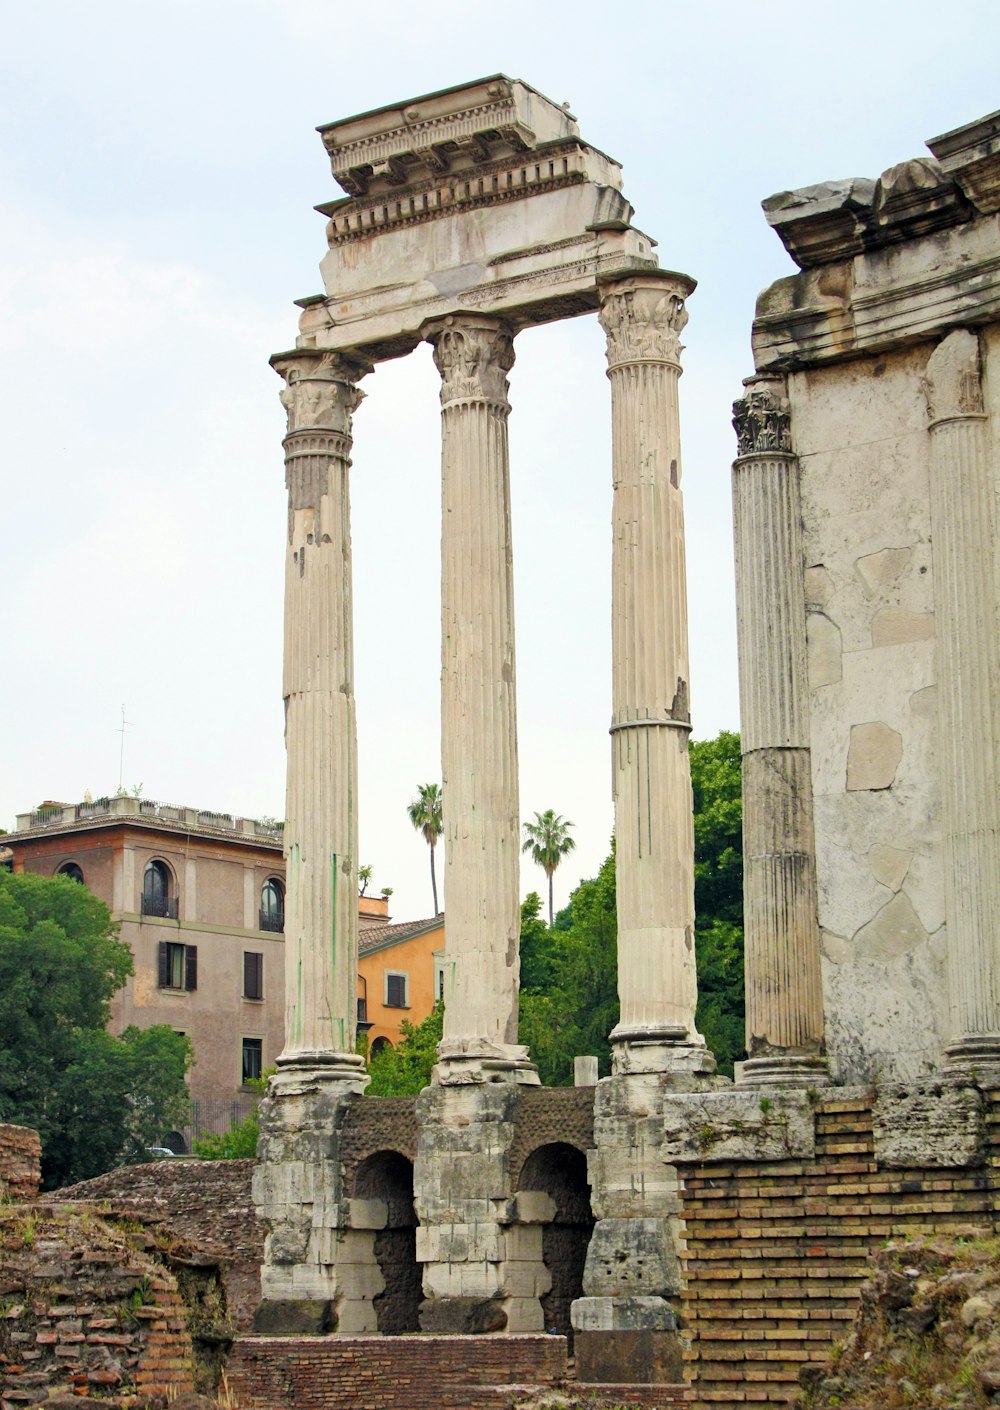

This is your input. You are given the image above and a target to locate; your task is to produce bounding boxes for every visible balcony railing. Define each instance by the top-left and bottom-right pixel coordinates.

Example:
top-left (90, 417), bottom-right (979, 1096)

top-left (141, 894), bottom-right (179, 920)
top-left (259, 909), bottom-right (284, 933)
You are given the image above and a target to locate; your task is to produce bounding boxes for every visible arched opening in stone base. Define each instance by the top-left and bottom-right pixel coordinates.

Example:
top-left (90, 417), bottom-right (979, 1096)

top-left (353, 1149), bottom-right (420, 1334)
top-left (518, 1141), bottom-right (594, 1344)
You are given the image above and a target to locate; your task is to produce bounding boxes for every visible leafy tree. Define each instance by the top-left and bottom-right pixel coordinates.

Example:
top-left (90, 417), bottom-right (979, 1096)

top-left (358, 864), bottom-right (373, 897)
top-left (521, 809), bottom-right (576, 925)
top-left (363, 1004), bottom-right (444, 1096)
top-left (0, 870), bottom-right (192, 1188)
top-left (407, 783), bottom-right (443, 915)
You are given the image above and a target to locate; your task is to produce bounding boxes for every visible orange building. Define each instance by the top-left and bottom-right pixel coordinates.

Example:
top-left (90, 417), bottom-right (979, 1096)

top-left (357, 916), bottom-right (445, 1055)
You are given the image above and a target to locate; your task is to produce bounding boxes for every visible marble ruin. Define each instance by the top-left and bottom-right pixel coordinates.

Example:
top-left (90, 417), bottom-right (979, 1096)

top-left (250, 78), bottom-right (1000, 1395)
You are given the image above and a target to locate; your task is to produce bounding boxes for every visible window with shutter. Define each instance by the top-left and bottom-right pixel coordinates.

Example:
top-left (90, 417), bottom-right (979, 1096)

top-left (244, 951), bottom-right (263, 1001)
top-left (385, 971), bottom-right (408, 1008)
top-left (159, 941), bottom-right (188, 989)
top-left (242, 1037), bottom-right (263, 1084)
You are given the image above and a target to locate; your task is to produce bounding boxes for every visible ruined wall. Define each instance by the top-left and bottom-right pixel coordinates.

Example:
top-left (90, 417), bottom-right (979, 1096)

top-left (58, 1159), bottom-right (261, 1331)
top-left (0, 1124), bottom-right (41, 1202)
top-left (0, 1203), bottom-right (195, 1403)
top-left (679, 1089), bottom-right (1000, 1408)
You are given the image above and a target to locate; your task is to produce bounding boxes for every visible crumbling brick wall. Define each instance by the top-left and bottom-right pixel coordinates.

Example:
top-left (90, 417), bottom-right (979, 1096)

top-left (0, 1124), bottom-right (41, 1202)
top-left (57, 1159), bottom-right (261, 1331)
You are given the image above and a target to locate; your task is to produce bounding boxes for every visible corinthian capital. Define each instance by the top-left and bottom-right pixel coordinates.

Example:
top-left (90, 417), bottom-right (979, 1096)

top-left (597, 273), bottom-right (695, 370)
top-left (732, 375), bottom-right (793, 458)
top-left (424, 317), bottom-right (515, 409)
top-left (922, 328), bottom-right (985, 426)
top-left (272, 349), bottom-right (373, 436)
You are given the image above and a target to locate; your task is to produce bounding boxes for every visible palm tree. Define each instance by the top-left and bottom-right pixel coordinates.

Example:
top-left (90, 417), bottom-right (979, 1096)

top-left (407, 783), bottom-right (443, 915)
top-left (522, 810), bottom-right (576, 926)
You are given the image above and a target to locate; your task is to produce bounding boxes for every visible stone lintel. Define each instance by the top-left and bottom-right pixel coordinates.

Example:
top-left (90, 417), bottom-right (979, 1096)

top-left (752, 210), bottom-right (1000, 371)
top-left (927, 107), bottom-right (1000, 214)
top-left (872, 1079), bottom-right (985, 1168)
top-left (659, 1089), bottom-right (817, 1163)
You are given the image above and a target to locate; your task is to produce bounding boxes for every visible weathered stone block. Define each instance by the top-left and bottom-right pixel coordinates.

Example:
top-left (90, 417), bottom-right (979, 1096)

top-left (346, 1198), bottom-right (387, 1230)
top-left (659, 1089), bottom-right (816, 1163)
top-left (873, 1081), bottom-right (985, 1167)
top-left (507, 1191), bottom-right (557, 1225)
top-left (419, 1295), bottom-right (507, 1334)
top-left (251, 1299), bottom-right (333, 1335)
top-left (583, 1218), bottom-right (681, 1298)
top-left (571, 1295), bottom-right (677, 1332)
top-left (574, 1328), bottom-right (683, 1385)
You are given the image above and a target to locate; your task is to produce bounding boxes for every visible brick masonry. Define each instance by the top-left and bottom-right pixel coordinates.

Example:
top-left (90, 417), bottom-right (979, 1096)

top-left (679, 1091), bottom-right (1000, 1407)
top-left (0, 1125), bottom-right (41, 1203)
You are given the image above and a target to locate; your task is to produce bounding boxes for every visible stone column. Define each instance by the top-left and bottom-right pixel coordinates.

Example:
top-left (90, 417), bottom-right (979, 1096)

top-left (421, 313), bottom-right (536, 1085)
top-left (598, 272), bottom-right (713, 1078)
top-left (731, 375), bottom-right (828, 1087)
top-left (252, 348), bottom-right (371, 1331)
top-left (923, 329), bottom-right (1000, 1072)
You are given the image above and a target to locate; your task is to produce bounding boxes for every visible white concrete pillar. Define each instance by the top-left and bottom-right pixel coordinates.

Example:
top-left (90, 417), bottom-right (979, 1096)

top-left (731, 375), bottom-right (827, 1087)
top-left (422, 315), bottom-right (536, 1085)
top-left (597, 272), bottom-right (713, 1078)
top-left (923, 329), bottom-right (1000, 1070)
top-left (270, 347), bottom-right (371, 1086)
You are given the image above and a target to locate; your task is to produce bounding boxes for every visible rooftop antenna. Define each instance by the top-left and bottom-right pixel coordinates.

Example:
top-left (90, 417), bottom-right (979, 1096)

top-left (117, 704), bottom-right (131, 793)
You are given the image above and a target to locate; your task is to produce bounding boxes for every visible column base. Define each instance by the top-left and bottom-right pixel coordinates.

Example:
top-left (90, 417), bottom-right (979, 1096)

top-left (272, 1049), bottom-right (369, 1097)
top-left (737, 1052), bottom-right (830, 1090)
top-left (944, 1035), bottom-right (1000, 1086)
top-left (610, 1026), bottom-right (717, 1079)
top-left (432, 1038), bottom-right (540, 1086)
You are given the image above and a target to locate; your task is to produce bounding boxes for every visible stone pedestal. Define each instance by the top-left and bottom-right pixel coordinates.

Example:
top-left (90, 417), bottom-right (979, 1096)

top-left (253, 349), bottom-right (371, 1329)
top-left (731, 376), bottom-right (827, 1087)
top-left (924, 330), bottom-right (1000, 1076)
top-left (414, 1085), bottom-right (550, 1333)
top-left (423, 315), bottom-right (537, 1087)
top-left (597, 273), bottom-right (714, 1079)
top-left (571, 1073), bottom-right (685, 1380)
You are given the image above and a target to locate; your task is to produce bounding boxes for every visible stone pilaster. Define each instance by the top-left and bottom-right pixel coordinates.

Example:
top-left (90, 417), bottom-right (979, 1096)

top-left (252, 348), bottom-right (370, 1331)
top-left (422, 314), bottom-right (536, 1085)
top-left (923, 329), bottom-right (1000, 1072)
top-left (597, 272), bottom-right (713, 1078)
top-left (731, 376), bottom-right (828, 1087)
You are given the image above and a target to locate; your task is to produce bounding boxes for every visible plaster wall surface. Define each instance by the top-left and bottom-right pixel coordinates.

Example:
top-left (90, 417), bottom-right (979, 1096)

top-left (789, 345), bottom-right (948, 1081)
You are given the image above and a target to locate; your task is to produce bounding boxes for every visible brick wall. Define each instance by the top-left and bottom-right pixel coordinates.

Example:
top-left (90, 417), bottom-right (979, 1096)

top-left (225, 1334), bottom-right (569, 1410)
top-left (679, 1091), bottom-right (1000, 1407)
top-left (57, 1158), bottom-right (261, 1330)
top-left (0, 1124), bottom-right (41, 1202)
top-left (509, 1086), bottom-right (595, 1187)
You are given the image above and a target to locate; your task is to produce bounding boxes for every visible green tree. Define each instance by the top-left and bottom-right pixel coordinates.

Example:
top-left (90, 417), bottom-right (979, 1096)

top-left (407, 783), bottom-right (443, 915)
top-left (0, 870), bottom-right (192, 1188)
top-left (521, 809), bottom-right (576, 925)
top-left (690, 730), bottom-right (744, 1075)
top-left (364, 1004), bottom-right (444, 1096)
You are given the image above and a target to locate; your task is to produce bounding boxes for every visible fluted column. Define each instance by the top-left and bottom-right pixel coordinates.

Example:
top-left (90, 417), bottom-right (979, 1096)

top-left (923, 329), bottom-right (1000, 1070)
top-left (422, 314), bottom-right (536, 1085)
top-left (731, 376), bottom-right (827, 1087)
top-left (272, 347), bottom-right (371, 1084)
top-left (598, 272), bottom-right (713, 1077)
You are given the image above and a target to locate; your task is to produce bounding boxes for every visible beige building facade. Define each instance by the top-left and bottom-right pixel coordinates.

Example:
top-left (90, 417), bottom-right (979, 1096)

top-left (5, 797), bottom-right (288, 1145)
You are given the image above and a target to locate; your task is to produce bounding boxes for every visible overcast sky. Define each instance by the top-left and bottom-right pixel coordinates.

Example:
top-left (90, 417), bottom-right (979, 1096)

top-left (2, 1), bottom-right (996, 921)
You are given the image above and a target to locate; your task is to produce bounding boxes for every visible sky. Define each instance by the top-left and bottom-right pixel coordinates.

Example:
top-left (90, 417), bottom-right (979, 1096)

top-left (2, 0), bottom-right (997, 922)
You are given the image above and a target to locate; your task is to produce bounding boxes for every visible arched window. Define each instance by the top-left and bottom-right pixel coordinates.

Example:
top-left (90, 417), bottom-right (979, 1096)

top-left (58, 862), bottom-right (84, 884)
top-left (369, 1036), bottom-right (392, 1057)
top-left (260, 877), bottom-right (285, 932)
top-left (142, 860), bottom-right (176, 919)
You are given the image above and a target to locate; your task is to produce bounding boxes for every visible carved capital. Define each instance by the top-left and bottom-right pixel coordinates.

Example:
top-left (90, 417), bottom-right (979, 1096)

top-left (424, 317), bottom-right (515, 409)
top-left (598, 275), bottom-right (693, 369)
top-left (922, 328), bottom-right (985, 426)
top-left (732, 375), bottom-right (793, 458)
top-left (272, 350), bottom-right (373, 437)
